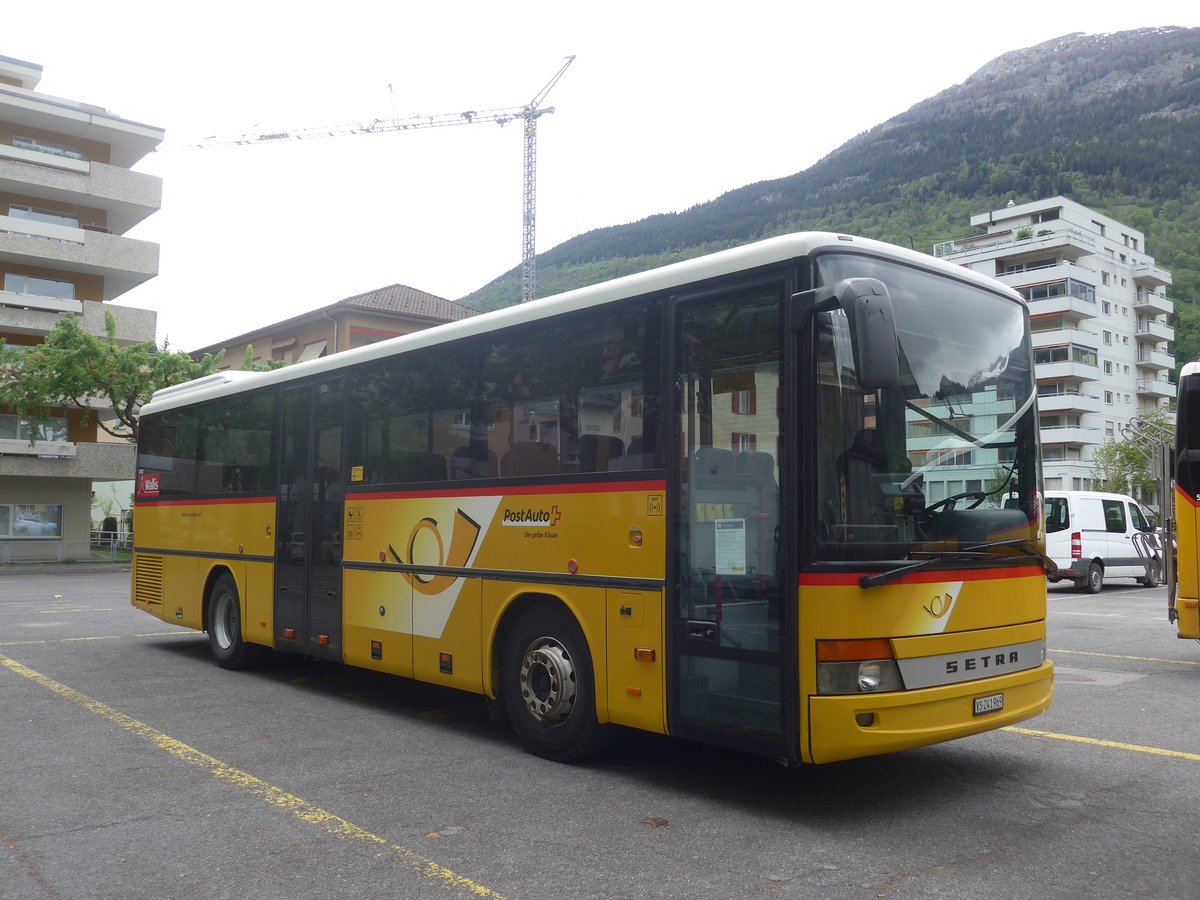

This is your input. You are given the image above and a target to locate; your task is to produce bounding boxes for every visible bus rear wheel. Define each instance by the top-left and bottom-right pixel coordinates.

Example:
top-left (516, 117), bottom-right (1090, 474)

top-left (206, 573), bottom-right (265, 670)
top-left (500, 604), bottom-right (610, 762)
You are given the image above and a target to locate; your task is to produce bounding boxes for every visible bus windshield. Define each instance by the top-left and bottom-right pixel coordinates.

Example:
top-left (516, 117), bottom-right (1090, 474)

top-left (811, 253), bottom-right (1040, 563)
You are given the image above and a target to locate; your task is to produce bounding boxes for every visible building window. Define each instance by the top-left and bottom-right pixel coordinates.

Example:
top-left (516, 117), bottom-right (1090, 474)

top-left (731, 388), bottom-right (756, 415)
top-left (8, 204), bottom-right (79, 229)
top-left (0, 414), bottom-right (69, 442)
top-left (1103, 331), bottom-right (1112, 345)
top-left (12, 135), bottom-right (83, 160)
top-left (1017, 279), bottom-right (1094, 303)
top-left (1102, 272), bottom-right (1110, 285)
top-left (731, 432), bottom-right (757, 453)
top-left (1104, 391), bottom-right (1114, 405)
top-left (1104, 361), bottom-right (1113, 375)
top-left (1102, 301), bottom-right (1111, 314)
top-left (2, 273), bottom-right (76, 299)
top-left (1034, 344), bottom-right (1098, 367)
top-left (0, 504), bottom-right (64, 538)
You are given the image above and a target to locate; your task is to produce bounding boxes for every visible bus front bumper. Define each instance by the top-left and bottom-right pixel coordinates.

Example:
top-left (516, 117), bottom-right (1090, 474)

top-left (807, 661), bottom-right (1054, 764)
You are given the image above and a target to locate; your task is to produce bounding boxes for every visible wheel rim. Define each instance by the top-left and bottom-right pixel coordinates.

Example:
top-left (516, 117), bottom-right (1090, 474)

top-left (212, 590), bottom-right (236, 649)
top-left (518, 636), bottom-right (577, 727)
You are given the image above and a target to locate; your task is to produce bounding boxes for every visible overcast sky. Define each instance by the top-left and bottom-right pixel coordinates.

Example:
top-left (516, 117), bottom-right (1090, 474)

top-left (7, 2), bottom-right (1199, 350)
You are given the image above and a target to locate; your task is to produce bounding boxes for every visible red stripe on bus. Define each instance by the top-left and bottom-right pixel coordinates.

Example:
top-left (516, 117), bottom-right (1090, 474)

top-left (1176, 483), bottom-right (1200, 508)
top-left (346, 480), bottom-right (666, 502)
top-left (134, 495), bottom-right (275, 507)
top-left (799, 566), bottom-right (1045, 586)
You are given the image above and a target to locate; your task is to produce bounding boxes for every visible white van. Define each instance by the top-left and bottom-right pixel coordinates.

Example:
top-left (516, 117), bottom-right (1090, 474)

top-left (1044, 490), bottom-right (1159, 592)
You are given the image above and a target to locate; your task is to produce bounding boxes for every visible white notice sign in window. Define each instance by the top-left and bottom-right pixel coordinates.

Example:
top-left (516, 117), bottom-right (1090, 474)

top-left (714, 518), bottom-right (747, 575)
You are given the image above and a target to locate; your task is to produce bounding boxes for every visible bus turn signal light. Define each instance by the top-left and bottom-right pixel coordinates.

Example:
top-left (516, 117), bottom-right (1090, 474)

top-left (634, 648), bottom-right (656, 662)
top-left (817, 638), bottom-right (893, 662)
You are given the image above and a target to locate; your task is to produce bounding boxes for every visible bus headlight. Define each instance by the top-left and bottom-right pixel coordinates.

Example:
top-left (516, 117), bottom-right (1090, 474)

top-left (816, 639), bottom-right (905, 694)
top-left (817, 659), bottom-right (904, 694)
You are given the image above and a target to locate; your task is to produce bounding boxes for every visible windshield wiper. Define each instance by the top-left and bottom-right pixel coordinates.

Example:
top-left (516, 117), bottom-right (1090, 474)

top-left (860, 551), bottom-right (992, 588)
top-left (860, 539), bottom-right (1056, 589)
top-left (960, 538), bottom-right (1058, 576)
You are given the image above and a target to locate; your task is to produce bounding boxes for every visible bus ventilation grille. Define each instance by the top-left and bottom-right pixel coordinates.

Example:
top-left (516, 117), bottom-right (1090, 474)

top-left (134, 555), bottom-right (164, 605)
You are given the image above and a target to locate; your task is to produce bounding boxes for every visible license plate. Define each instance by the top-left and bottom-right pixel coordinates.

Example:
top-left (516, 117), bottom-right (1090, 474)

top-left (974, 693), bottom-right (1004, 716)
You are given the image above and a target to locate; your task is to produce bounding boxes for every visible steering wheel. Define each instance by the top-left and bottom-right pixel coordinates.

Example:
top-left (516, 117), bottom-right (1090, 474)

top-left (923, 490), bottom-right (989, 514)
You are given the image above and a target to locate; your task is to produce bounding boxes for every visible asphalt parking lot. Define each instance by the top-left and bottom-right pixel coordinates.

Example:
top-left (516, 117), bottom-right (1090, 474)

top-left (2, 567), bottom-right (1198, 899)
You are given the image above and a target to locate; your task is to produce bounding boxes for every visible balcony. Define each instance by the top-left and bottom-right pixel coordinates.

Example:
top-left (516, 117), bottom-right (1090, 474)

top-left (1031, 327), bottom-right (1098, 349)
top-left (1132, 262), bottom-right (1172, 288)
top-left (936, 227), bottom-right (1096, 263)
top-left (1135, 349), bottom-right (1174, 373)
top-left (0, 218), bottom-right (158, 300)
top-left (0, 86), bottom-right (163, 168)
top-left (1036, 361), bottom-right (1100, 382)
top-left (0, 155), bottom-right (162, 232)
top-left (1025, 293), bottom-right (1098, 322)
top-left (0, 287), bottom-right (82, 314)
top-left (1134, 319), bottom-right (1175, 344)
top-left (1135, 291), bottom-right (1173, 317)
top-left (0, 299), bottom-right (153, 344)
top-left (0, 440), bottom-right (134, 480)
top-left (1039, 424), bottom-right (1103, 448)
top-left (1136, 378), bottom-right (1177, 400)
top-left (1037, 391), bottom-right (1103, 415)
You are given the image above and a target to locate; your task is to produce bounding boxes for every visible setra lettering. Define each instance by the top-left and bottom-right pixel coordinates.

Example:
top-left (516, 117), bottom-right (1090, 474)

top-left (945, 650), bottom-right (1020, 676)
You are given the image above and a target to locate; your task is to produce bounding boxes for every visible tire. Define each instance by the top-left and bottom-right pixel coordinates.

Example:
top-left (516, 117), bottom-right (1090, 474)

top-left (1077, 561), bottom-right (1103, 594)
top-left (206, 573), bottom-right (265, 670)
top-left (500, 604), bottom-right (611, 762)
top-left (1141, 562), bottom-right (1161, 588)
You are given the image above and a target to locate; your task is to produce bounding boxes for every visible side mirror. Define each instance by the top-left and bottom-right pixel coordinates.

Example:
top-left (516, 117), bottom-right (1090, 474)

top-left (793, 277), bottom-right (899, 388)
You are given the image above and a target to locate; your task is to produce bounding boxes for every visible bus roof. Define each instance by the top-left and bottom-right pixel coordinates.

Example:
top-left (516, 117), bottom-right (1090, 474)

top-left (141, 231), bottom-right (1020, 416)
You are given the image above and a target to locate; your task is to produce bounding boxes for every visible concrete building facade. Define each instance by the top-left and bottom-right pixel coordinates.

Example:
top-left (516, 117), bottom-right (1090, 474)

top-left (0, 54), bottom-right (163, 560)
top-left (935, 196), bottom-right (1175, 504)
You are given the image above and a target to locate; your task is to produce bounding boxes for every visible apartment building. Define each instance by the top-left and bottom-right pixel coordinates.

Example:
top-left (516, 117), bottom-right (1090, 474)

top-left (0, 54), bottom-right (163, 560)
top-left (190, 283), bottom-right (479, 368)
top-left (935, 196), bottom-right (1175, 501)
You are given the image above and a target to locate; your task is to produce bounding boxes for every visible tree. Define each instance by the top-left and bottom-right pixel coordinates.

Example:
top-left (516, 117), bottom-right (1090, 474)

top-left (1090, 409), bottom-right (1173, 501)
top-left (0, 310), bottom-right (221, 442)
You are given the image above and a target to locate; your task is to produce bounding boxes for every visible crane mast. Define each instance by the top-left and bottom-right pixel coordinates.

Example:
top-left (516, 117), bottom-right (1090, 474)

top-left (169, 56), bottom-right (575, 303)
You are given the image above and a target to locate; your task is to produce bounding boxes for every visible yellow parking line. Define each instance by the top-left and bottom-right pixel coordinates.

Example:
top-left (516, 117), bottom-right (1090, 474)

top-left (0, 653), bottom-right (506, 899)
top-left (1049, 648), bottom-right (1200, 667)
top-left (1005, 726), bottom-right (1200, 761)
top-left (0, 632), bottom-right (193, 647)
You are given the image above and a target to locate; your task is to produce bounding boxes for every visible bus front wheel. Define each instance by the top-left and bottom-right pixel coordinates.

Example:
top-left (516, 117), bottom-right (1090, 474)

top-left (500, 604), bottom-right (610, 762)
top-left (206, 573), bottom-right (265, 670)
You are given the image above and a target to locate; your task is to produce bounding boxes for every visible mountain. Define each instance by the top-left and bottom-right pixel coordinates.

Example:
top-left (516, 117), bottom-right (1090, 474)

top-left (461, 26), bottom-right (1200, 369)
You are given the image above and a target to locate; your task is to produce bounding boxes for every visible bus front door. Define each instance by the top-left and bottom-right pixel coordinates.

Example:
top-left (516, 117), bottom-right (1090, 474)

top-left (275, 380), bottom-right (345, 662)
top-left (669, 284), bottom-right (792, 759)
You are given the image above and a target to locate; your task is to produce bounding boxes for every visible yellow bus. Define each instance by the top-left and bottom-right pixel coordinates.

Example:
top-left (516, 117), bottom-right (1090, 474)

top-left (131, 232), bottom-right (1053, 764)
top-left (1173, 361), bottom-right (1200, 639)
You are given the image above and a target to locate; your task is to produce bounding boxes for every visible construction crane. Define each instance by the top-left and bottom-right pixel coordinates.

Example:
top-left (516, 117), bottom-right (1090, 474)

top-left (168, 56), bottom-right (575, 303)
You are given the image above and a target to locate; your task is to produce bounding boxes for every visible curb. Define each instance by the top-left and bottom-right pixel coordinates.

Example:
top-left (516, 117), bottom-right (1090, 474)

top-left (0, 563), bottom-right (131, 577)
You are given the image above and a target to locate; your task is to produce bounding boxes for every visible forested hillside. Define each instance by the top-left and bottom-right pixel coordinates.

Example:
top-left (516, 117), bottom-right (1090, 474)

top-left (462, 26), bottom-right (1200, 369)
